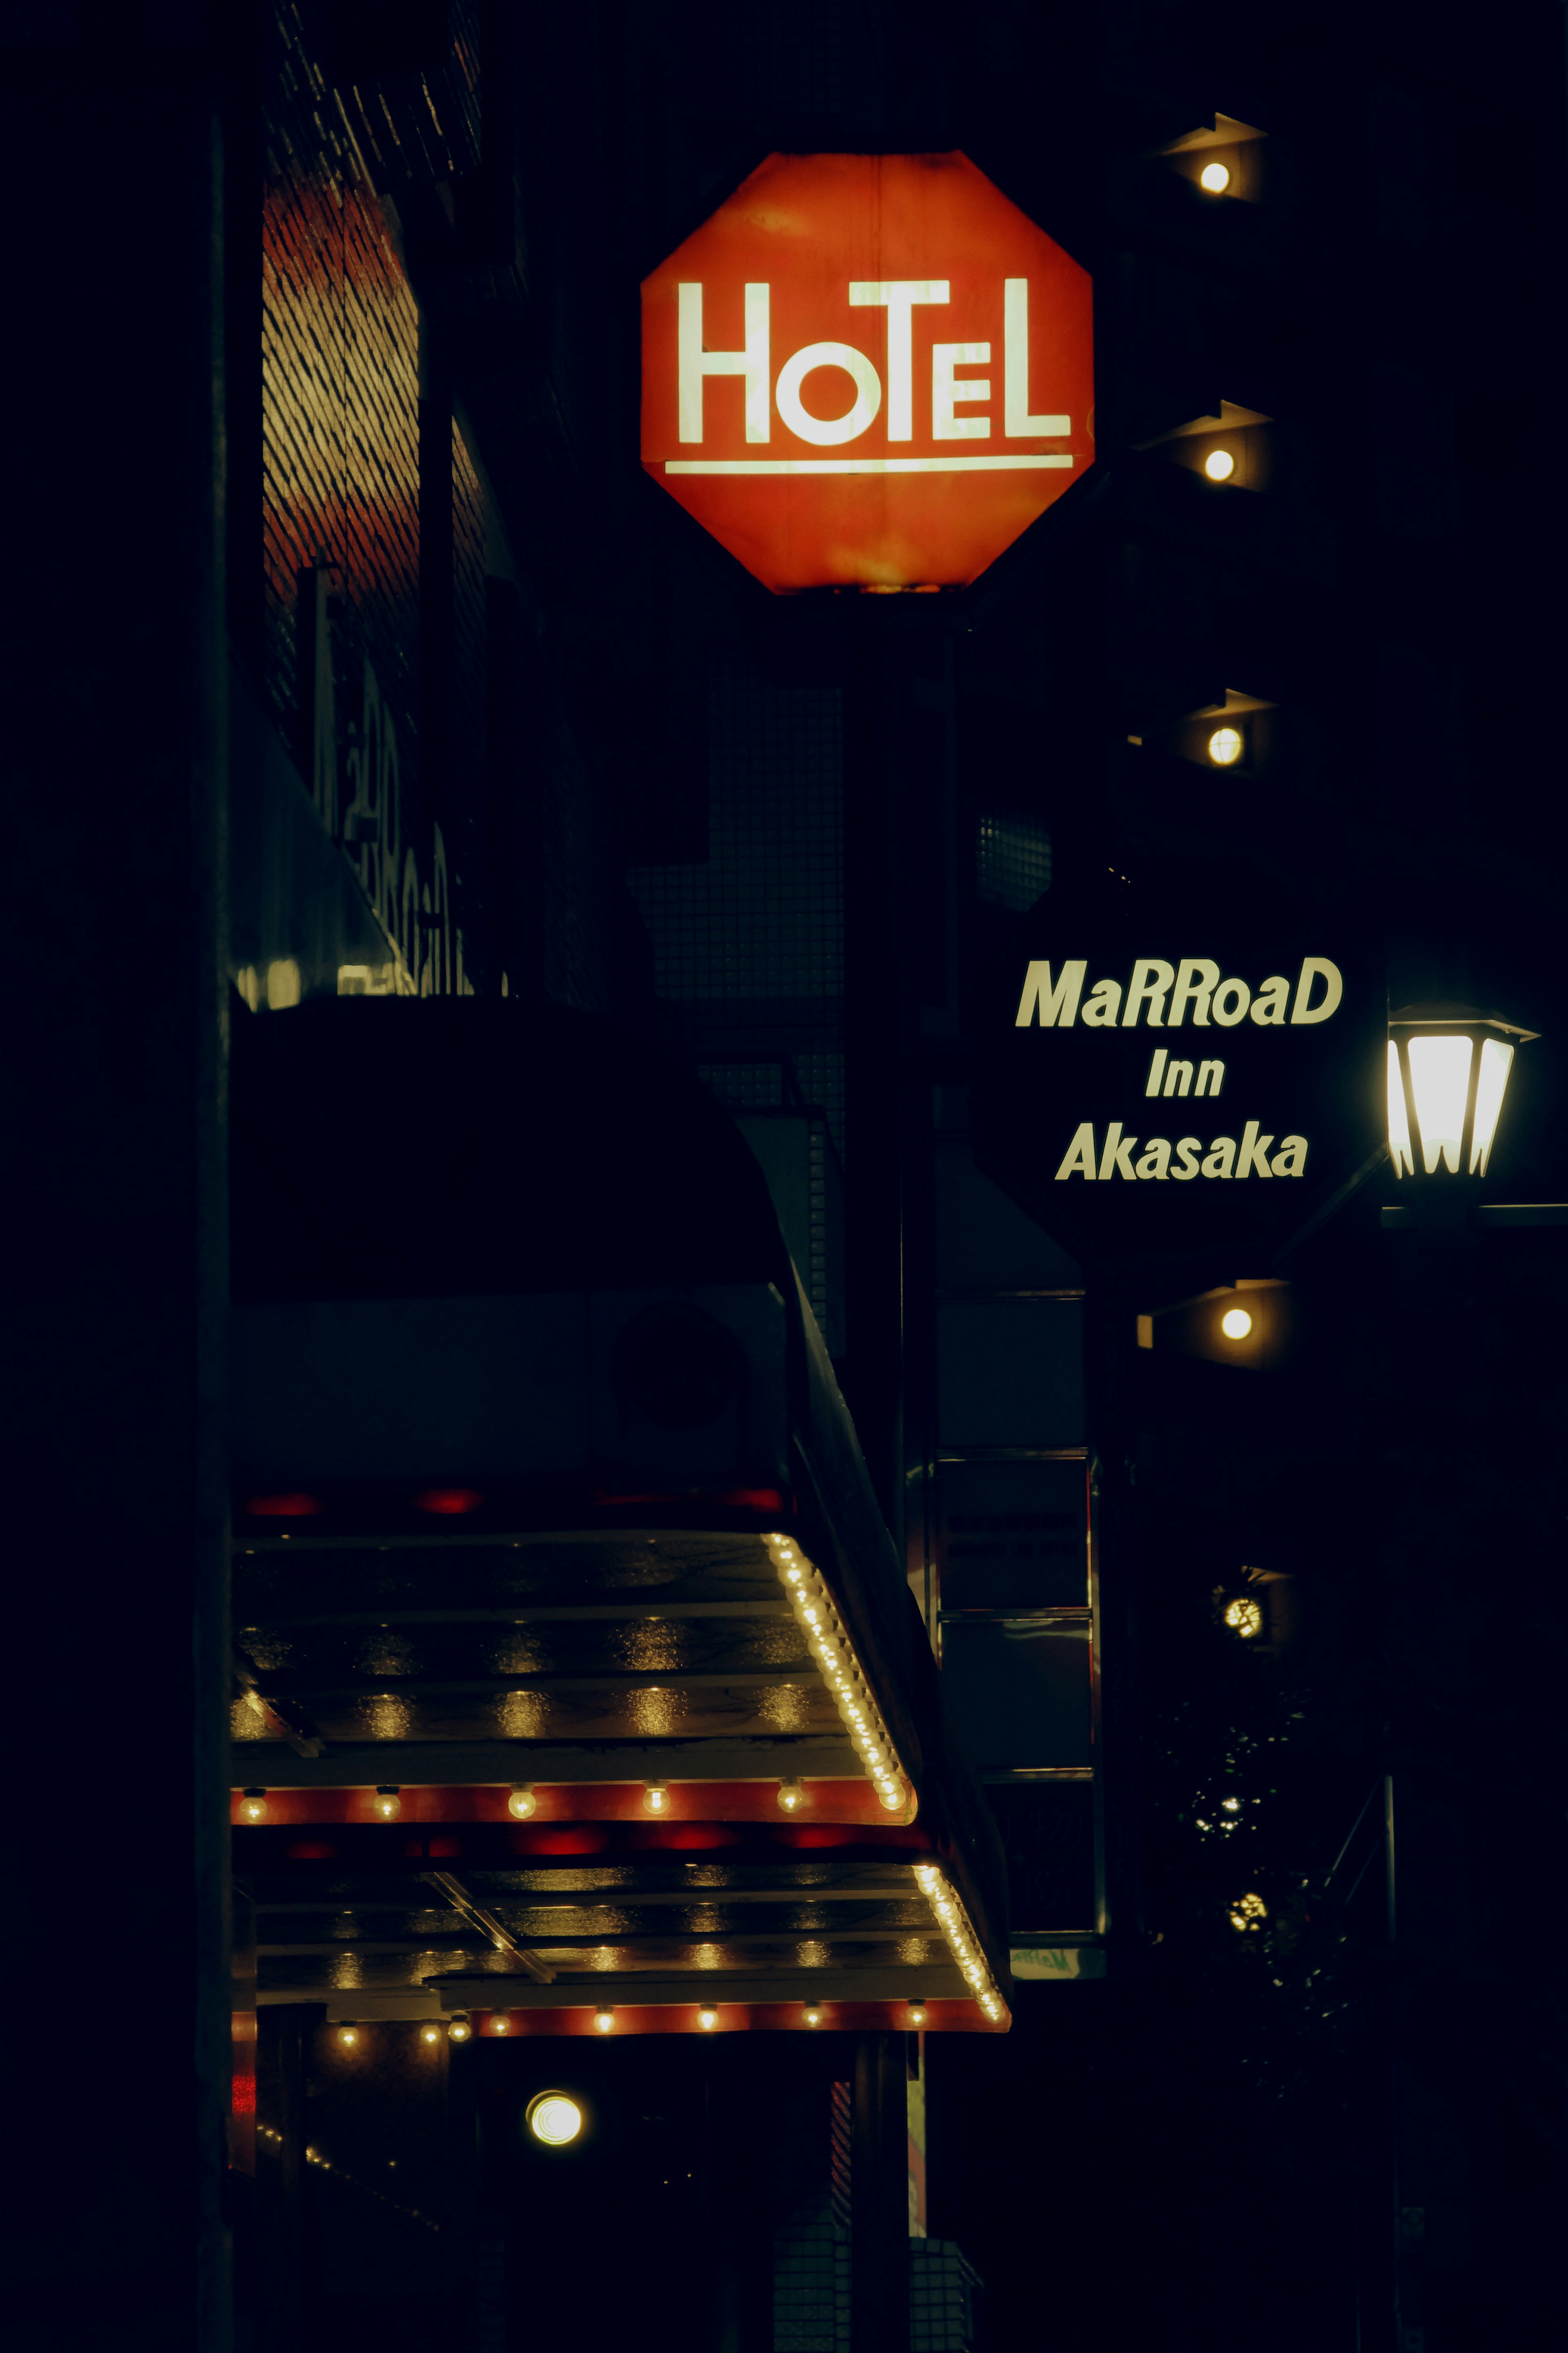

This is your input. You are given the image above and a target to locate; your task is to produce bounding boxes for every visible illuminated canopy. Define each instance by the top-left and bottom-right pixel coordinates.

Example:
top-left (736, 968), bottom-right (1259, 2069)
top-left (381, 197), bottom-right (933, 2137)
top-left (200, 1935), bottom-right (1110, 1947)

top-left (229, 1000), bottom-right (1010, 2035)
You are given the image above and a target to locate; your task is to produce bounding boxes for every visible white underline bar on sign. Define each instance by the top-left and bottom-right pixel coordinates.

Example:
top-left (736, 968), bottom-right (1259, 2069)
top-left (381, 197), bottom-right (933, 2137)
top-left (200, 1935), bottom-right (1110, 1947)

top-left (663, 455), bottom-right (1075, 475)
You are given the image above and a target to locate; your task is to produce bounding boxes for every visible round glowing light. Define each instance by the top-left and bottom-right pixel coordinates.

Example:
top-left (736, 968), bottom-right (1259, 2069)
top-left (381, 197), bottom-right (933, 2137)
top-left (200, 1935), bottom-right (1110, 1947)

top-left (594, 2006), bottom-right (615, 2034)
top-left (508, 1784), bottom-right (537, 1820)
top-left (1205, 448), bottom-right (1235, 481)
top-left (238, 1788), bottom-right (268, 1823)
top-left (909, 2002), bottom-right (928, 2027)
top-left (526, 2092), bottom-right (584, 2146)
top-left (336, 2026), bottom-right (359, 2049)
top-left (803, 2004), bottom-right (823, 2027)
top-left (1222, 1798), bottom-right (1241, 1814)
top-left (1220, 1307), bottom-right (1253, 1340)
top-left (1224, 1597), bottom-right (1264, 1640)
top-left (1207, 726), bottom-right (1244, 767)
top-left (777, 1779), bottom-right (806, 1813)
top-left (1229, 1892), bottom-right (1269, 1934)
top-left (448, 2017), bottom-right (472, 2043)
top-left (642, 1782), bottom-right (670, 1816)
top-left (1199, 160), bottom-right (1231, 194)
top-left (372, 1785), bottom-right (401, 1820)
top-left (421, 2024), bottom-right (441, 2045)
top-left (878, 1785), bottom-right (905, 1811)
top-left (489, 2014), bottom-right (511, 2036)
top-left (697, 2005), bottom-right (719, 2031)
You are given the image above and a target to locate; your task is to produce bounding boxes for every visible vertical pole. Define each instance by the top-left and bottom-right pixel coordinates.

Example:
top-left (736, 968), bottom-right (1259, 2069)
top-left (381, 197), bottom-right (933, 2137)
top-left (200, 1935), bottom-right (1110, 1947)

top-left (711, 2039), bottom-right (775, 2353)
top-left (446, 2033), bottom-right (487, 2342)
top-left (1083, 1276), bottom-right (1146, 1956)
top-left (898, 627), bottom-right (956, 1637)
top-left (222, 0), bottom-right (265, 682)
top-left (844, 606), bottom-right (953, 1612)
top-left (256, 2006), bottom-right (313, 2342)
top-left (851, 2033), bottom-right (909, 2353)
top-left (231, 1885), bottom-right (258, 2353)
top-left (2, 18), bottom-right (230, 2350)
top-left (485, 578), bottom-right (542, 1000)
top-left (842, 606), bottom-right (906, 1535)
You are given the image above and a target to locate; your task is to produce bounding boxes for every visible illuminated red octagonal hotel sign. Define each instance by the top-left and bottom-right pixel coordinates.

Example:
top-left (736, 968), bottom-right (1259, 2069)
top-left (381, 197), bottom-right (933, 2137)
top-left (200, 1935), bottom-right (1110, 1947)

top-left (642, 153), bottom-right (1094, 592)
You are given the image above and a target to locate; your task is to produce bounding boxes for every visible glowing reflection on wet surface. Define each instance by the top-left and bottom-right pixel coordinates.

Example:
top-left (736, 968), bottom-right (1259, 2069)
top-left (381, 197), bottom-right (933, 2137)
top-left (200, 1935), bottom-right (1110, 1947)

top-left (497, 1690), bottom-right (546, 1737)
top-left (758, 1682), bottom-right (812, 1730)
top-left (628, 1686), bottom-right (686, 1735)
top-left (362, 1693), bottom-right (411, 1740)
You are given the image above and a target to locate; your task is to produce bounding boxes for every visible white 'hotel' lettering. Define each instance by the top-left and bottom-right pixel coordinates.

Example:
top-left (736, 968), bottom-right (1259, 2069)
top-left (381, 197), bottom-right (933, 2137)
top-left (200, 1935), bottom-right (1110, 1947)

top-left (670, 277), bottom-right (1071, 473)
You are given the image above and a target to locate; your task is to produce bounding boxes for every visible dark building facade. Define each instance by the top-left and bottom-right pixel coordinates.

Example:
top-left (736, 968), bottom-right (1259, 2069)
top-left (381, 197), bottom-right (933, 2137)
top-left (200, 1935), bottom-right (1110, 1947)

top-left (5, 6), bottom-right (1565, 2353)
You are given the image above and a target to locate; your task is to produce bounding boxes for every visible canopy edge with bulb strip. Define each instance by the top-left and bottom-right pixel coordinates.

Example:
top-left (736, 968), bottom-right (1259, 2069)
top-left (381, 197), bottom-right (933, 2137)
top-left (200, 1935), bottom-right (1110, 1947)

top-left (229, 1002), bottom-right (1011, 2030)
top-left (230, 1122), bottom-right (1012, 2032)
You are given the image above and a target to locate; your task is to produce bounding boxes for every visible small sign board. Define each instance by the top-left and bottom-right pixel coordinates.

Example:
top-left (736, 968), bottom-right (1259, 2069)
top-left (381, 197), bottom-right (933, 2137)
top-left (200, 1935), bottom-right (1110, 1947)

top-left (641, 151), bottom-right (1093, 591)
top-left (970, 864), bottom-right (1384, 1264)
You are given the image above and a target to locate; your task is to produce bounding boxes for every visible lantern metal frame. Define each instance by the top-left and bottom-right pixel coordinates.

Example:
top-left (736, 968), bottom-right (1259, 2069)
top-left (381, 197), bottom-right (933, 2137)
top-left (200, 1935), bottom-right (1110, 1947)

top-left (1386, 1002), bottom-right (1537, 1184)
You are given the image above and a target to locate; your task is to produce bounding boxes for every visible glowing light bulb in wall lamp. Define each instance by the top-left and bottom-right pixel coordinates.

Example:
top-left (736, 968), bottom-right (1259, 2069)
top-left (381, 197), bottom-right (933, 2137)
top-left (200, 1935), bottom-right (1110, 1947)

top-left (642, 1782), bottom-right (670, 1816)
top-left (372, 1786), bottom-right (401, 1820)
top-left (508, 1784), bottom-right (537, 1820)
top-left (1388, 1004), bottom-right (1537, 1181)
top-left (526, 2092), bottom-right (583, 2146)
top-left (777, 1779), bottom-right (806, 1813)
top-left (238, 1789), bottom-right (268, 1823)
top-left (1200, 161), bottom-right (1231, 193)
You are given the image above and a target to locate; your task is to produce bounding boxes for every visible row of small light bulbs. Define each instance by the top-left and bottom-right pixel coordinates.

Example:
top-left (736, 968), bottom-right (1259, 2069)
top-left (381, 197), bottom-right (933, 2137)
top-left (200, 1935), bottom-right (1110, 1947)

top-left (911, 1864), bottom-right (1009, 2026)
top-left (238, 1778), bottom-right (815, 1823)
top-left (303, 2138), bottom-right (437, 2228)
top-left (767, 1534), bottom-right (907, 1812)
top-left (329, 2003), bottom-right (936, 2045)
top-left (429, 1999), bottom-right (934, 2039)
top-left (236, 1786), bottom-right (406, 1822)
top-left (256, 2117), bottom-right (437, 2228)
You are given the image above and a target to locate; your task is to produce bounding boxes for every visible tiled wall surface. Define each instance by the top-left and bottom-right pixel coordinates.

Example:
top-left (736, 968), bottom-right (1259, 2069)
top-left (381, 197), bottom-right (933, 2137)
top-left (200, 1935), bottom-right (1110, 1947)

top-left (629, 648), bottom-right (846, 1150)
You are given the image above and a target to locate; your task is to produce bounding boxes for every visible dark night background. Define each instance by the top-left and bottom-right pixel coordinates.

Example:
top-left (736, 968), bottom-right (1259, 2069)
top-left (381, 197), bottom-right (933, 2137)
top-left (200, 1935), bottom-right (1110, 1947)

top-left (4, 3), bottom-right (1565, 2349)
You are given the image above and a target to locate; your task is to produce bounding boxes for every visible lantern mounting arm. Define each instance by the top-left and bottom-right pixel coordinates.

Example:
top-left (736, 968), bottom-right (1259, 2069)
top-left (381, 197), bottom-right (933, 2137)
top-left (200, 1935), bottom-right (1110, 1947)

top-left (1383, 1201), bottom-right (1568, 1230)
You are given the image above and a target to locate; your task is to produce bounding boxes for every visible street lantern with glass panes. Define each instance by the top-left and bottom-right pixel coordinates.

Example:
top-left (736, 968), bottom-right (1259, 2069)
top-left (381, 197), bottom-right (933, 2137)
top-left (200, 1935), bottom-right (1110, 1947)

top-left (1386, 1004), bottom-right (1537, 1183)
